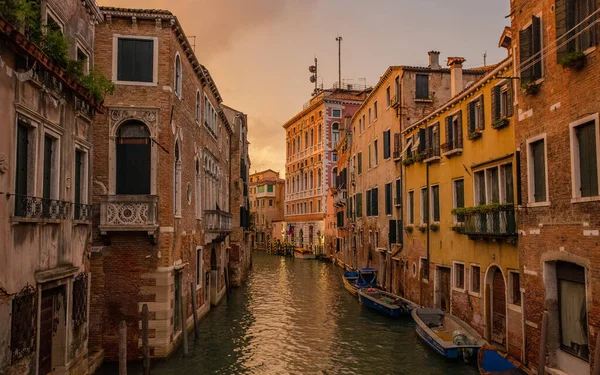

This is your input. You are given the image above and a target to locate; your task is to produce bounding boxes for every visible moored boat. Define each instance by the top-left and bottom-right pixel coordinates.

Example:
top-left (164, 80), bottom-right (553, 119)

top-left (412, 307), bottom-right (486, 361)
top-left (342, 268), bottom-right (378, 296)
top-left (357, 287), bottom-right (418, 317)
top-left (342, 271), bottom-right (359, 296)
top-left (478, 345), bottom-right (528, 374)
top-left (293, 248), bottom-right (315, 259)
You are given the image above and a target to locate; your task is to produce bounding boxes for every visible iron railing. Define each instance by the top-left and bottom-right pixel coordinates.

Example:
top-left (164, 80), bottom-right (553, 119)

top-left (205, 210), bottom-right (233, 233)
top-left (460, 206), bottom-right (517, 238)
top-left (14, 195), bottom-right (70, 220)
top-left (74, 203), bottom-right (92, 221)
top-left (423, 145), bottom-right (441, 160)
top-left (442, 139), bottom-right (463, 153)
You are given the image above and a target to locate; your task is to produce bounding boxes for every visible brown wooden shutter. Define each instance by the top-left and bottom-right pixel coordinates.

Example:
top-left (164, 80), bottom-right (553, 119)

top-left (532, 140), bottom-right (547, 202)
top-left (578, 122), bottom-right (599, 197)
top-left (492, 85), bottom-right (501, 122)
top-left (446, 116), bottom-right (453, 146)
top-left (555, 0), bottom-right (568, 61)
top-left (479, 96), bottom-right (485, 129)
top-left (532, 16), bottom-right (542, 79)
top-left (506, 82), bottom-right (514, 117)
top-left (457, 110), bottom-right (463, 147)
top-left (520, 25), bottom-right (533, 82)
top-left (467, 101), bottom-right (475, 133)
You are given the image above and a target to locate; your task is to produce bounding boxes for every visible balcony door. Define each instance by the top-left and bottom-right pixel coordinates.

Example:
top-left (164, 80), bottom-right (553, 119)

top-left (116, 121), bottom-right (151, 194)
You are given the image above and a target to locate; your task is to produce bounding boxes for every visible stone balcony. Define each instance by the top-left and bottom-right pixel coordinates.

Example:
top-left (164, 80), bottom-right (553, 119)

top-left (99, 195), bottom-right (158, 236)
top-left (204, 209), bottom-right (233, 233)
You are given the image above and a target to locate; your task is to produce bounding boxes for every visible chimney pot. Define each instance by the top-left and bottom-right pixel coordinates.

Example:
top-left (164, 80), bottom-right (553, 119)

top-left (447, 57), bottom-right (466, 97)
top-left (428, 51), bottom-right (441, 69)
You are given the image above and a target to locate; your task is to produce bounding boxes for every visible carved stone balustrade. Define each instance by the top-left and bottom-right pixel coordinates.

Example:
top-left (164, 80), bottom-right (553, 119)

top-left (99, 195), bottom-right (158, 236)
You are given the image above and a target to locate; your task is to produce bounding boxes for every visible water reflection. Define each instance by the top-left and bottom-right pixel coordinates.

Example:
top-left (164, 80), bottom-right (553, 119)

top-left (99, 252), bottom-right (479, 375)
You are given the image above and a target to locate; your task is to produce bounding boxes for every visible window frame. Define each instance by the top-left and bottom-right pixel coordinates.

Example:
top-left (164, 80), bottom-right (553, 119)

top-left (112, 35), bottom-right (159, 86)
top-left (76, 41), bottom-right (91, 75)
top-left (469, 264), bottom-right (481, 296)
top-left (453, 261), bottom-right (466, 292)
top-left (332, 109), bottom-right (341, 118)
top-left (420, 187), bottom-right (428, 224)
top-left (430, 184), bottom-right (440, 223)
top-left (526, 133), bottom-right (550, 206)
top-left (174, 52), bottom-right (183, 98)
top-left (415, 74), bottom-right (430, 100)
top-left (196, 247), bottom-right (203, 290)
top-left (569, 113), bottom-right (600, 203)
top-left (407, 190), bottom-right (415, 225)
top-left (73, 143), bottom-right (90, 206)
top-left (44, 6), bottom-right (65, 33)
top-left (508, 270), bottom-right (522, 309)
top-left (452, 178), bottom-right (465, 223)
top-left (42, 128), bottom-right (61, 200)
top-left (373, 101), bottom-right (378, 121)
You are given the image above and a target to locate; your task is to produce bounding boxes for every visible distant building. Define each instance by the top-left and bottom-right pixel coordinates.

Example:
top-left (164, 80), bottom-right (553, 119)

top-left (0, 0), bottom-right (103, 374)
top-left (283, 88), bottom-right (368, 255)
top-left (249, 169), bottom-right (285, 249)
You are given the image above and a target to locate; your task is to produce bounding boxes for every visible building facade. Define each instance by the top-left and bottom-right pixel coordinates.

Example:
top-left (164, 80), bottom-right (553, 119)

top-left (0, 0), bottom-right (103, 374)
top-left (223, 105), bottom-right (251, 287)
top-left (512, 0), bottom-right (600, 373)
top-left (283, 88), bottom-right (367, 255)
top-left (403, 55), bottom-right (523, 359)
top-left (249, 169), bottom-right (284, 249)
top-left (90, 7), bottom-right (234, 361)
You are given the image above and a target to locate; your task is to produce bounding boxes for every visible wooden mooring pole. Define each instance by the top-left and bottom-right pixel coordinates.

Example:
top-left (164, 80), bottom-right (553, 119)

top-left (119, 320), bottom-right (127, 375)
top-left (190, 282), bottom-right (200, 338)
top-left (593, 332), bottom-right (600, 375)
top-left (142, 304), bottom-right (150, 375)
top-left (180, 291), bottom-right (189, 355)
top-left (538, 311), bottom-right (548, 375)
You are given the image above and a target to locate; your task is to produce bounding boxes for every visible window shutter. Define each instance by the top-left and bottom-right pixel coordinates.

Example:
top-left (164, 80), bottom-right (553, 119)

top-left (446, 116), bottom-right (453, 146)
top-left (383, 130), bottom-right (391, 159)
top-left (389, 220), bottom-right (397, 245)
top-left (467, 101), bottom-right (475, 132)
top-left (358, 152), bottom-right (362, 174)
top-left (532, 16), bottom-right (542, 80)
top-left (456, 180), bottom-right (465, 208)
top-left (492, 85), bottom-right (501, 121)
top-left (578, 123), bottom-right (599, 197)
top-left (395, 179), bottom-right (402, 204)
top-left (479, 97), bottom-right (485, 130)
top-left (418, 128), bottom-right (426, 153)
top-left (532, 141), bottom-right (547, 202)
top-left (435, 122), bottom-right (440, 149)
top-left (520, 25), bottom-right (533, 83)
top-left (555, 0), bottom-right (569, 61)
top-left (457, 110), bottom-right (463, 146)
top-left (366, 190), bottom-right (371, 216)
top-left (506, 82), bottom-right (514, 117)
top-left (373, 188), bottom-right (379, 216)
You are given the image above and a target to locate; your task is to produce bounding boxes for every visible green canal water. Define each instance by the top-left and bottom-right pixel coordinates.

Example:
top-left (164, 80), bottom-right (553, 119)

top-left (100, 251), bottom-right (479, 374)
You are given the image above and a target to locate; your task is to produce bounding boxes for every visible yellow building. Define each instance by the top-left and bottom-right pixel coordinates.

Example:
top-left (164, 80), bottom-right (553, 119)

top-left (402, 55), bottom-right (523, 358)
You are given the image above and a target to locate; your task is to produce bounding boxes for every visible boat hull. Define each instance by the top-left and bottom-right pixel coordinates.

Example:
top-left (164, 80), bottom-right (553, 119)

top-left (293, 251), bottom-right (315, 260)
top-left (477, 345), bottom-right (527, 374)
top-left (358, 292), bottom-right (402, 317)
top-left (342, 275), bottom-right (358, 296)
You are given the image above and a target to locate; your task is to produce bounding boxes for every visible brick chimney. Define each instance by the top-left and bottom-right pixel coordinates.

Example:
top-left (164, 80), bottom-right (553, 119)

top-left (447, 57), bottom-right (466, 97)
top-left (428, 51), bottom-right (441, 69)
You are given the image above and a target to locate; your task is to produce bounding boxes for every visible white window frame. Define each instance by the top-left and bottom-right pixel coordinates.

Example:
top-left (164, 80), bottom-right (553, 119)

top-left (112, 35), bottom-right (159, 86)
top-left (41, 128), bottom-right (62, 200)
top-left (526, 133), bottom-right (550, 207)
top-left (470, 94), bottom-right (484, 131)
top-left (76, 41), bottom-right (91, 75)
top-left (452, 261), bottom-right (466, 292)
top-left (174, 52), bottom-right (183, 98)
top-left (420, 187), bottom-right (427, 225)
top-left (507, 270), bottom-right (522, 312)
top-left (331, 108), bottom-right (341, 118)
top-left (469, 264), bottom-right (481, 297)
top-left (569, 113), bottom-right (600, 203)
top-left (44, 6), bottom-right (65, 33)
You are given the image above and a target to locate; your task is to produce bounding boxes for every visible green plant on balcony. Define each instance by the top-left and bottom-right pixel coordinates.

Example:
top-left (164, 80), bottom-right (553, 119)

top-left (0, 0), bottom-right (42, 42)
top-left (430, 222), bottom-right (440, 231)
top-left (80, 68), bottom-right (115, 104)
top-left (404, 225), bottom-right (414, 233)
top-left (521, 80), bottom-right (540, 95)
top-left (402, 155), bottom-right (415, 166)
top-left (559, 51), bottom-right (586, 70)
top-left (468, 128), bottom-right (483, 140)
top-left (451, 203), bottom-right (513, 216)
top-left (42, 28), bottom-right (68, 67)
top-left (492, 117), bottom-right (510, 129)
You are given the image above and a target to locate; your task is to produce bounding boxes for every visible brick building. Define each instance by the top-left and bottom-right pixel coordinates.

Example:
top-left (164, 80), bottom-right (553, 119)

top-left (283, 87), bottom-right (367, 256)
top-left (0, 0), bottom-right (103, 374)
top-left (512, 0), bottom-right (600, 373)
top-left (223, 105), bottom-right (252, 286)
top-left (90, 7), bottom-right (235, 360)
top-left (249, 169), bottom-right (284, 249)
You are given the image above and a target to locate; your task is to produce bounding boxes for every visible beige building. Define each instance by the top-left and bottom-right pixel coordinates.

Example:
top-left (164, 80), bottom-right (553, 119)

top-left (0, 0), bottom-right (104, 374)
top-left (283, 87), bottom-right (367, 253)
top-left (343, 52), bottom-right (487, 289)
top-left (249, 169), bottom-right (284, 249)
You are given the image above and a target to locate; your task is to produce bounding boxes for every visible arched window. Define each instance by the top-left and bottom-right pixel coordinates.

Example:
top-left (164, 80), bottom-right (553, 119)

top-left (116, 121), bottom-right (151, 194)
top-left (332, 122), bottom-right (340, 146)
top-left (195, 158), bottom-right (201, 219)
top-left (174, 140), bottom-right (182, 216)
top-left (310, 171), bottom-right (314, 189)
top-left (304, 132), bottom-right (308, 150)
top-left (304, 173), bottom-right (308, 191)
top-left (318, 168), bottom-right (322, 187)
top-left (318, 124), bottom-right (322, 145)
top-left (195, 91), bottom-right (200, 123)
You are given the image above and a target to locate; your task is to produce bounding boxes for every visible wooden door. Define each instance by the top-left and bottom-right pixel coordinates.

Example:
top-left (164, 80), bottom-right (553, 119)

top-left (492, 269), bottom-right (507, 346)
top-left (440, 268), bottom-right (451, 312)
top-left (39, 291), bottom-right (54, 375)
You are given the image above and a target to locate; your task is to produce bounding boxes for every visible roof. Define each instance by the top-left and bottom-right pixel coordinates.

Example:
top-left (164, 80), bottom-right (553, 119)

top-left (250, 169), bottom-right (280, 177)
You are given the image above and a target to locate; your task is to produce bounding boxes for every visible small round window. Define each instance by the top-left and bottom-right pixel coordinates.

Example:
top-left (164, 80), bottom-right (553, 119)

top-left (186, 183), bottom-right (192, 205)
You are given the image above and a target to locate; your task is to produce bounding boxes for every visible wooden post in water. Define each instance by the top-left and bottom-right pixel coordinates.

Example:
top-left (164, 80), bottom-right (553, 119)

top-left (538, 311), bottom-right (548, 375)
top-left (119, 320), bottom-right (127, 375)
top-left (142, 304), bottom-right (150, 375)
top-left (593, 332), bottom-right (600, 375)
top-left (180, 291), bottom-right (189, 355)
top-left (190, 282), bottom-right (200, 338)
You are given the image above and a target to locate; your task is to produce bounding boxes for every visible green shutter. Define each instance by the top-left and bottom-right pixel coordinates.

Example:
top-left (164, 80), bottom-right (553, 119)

top-left (433, 186), bottom-right (440, 222)
top-left (532, 140), bottom-right (547, 202)
top-left (457, 110), bottom-right (463, 146)
top-left (418, 128), bottom-right (426, 153)
top-left (385, 183), bottom-right (392, 215)
top-left (373, 188), bottom-right (379, 216)
top-left (358, 152), bottom-right (362, 174)
top-left (16, 124), bottom-right (29, 197)
top-left (445, 116), bottom-right (453, 147)
top-left (455, 180), bottom-right (465, 208)
top-left (366, 190), bottom-right (371, 216)
top-left (578, 122), bottom-right (598, 197)
top-left (520, 25), bottom-right (534, 83)
top-left (532, 16), bottom-right (542, 80)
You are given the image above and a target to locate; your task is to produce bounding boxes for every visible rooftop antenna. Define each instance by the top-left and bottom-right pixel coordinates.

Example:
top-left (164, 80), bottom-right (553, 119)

top-left (336, 34), bottom-right (343, 89)
top-left (483, 51), bottom-right (487, 66)
top-left (309, 57), bottom-right (319, 96)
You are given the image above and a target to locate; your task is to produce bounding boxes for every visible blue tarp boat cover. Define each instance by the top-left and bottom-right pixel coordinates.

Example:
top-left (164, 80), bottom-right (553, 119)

top-left (480, 348), bottom-right (527, 374)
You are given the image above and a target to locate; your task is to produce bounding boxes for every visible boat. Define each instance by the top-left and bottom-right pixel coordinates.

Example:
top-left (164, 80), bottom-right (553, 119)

top-left (478, 345), bottom-right (528, 374)
top-left (412, 307), bottom-right (486, 361)
top-left (293, 248), bottom-right (315, 259)
top-left (357, 287), bottom-right (418, 317)
top-left (342, 271), bottom-right (359, 296)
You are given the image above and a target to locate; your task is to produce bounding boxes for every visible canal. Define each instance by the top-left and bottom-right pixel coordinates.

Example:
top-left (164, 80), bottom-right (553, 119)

top-left (100, 251), bottom-right (479, 374)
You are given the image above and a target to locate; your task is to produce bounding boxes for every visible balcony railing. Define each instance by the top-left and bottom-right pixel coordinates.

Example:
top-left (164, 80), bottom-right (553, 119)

top-left (458, 206), bottom-right (517, 239)
top-left (334, 189), bottom-right (347, 207)
top-left (14, 195), bottom-right (70, 220)
top-left (74, 203), bottom-right (92, 221)
top-left (441, 139), bottom-right (463, 155)
top-left (423, 145), bottom-right (441, 162)
top-left (204, 210), bottom-right (233, 233)
top-left (99, 195), bottom-right (158, 235)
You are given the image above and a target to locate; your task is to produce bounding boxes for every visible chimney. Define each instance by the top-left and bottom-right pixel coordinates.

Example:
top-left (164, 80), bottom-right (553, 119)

top-left (447, 57), bottom-right (466, 97)
top-left (428, 51), bottom-right (441, 69)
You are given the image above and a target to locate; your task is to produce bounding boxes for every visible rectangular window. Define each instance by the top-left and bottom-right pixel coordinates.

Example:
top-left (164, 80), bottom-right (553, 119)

top-left (318, 200), bottom-right (321, 212)
top-left (257, 185), bottom-right (265, 193)
top-left (269, 199), bottom-right (273, 207)
top-left (474, 171), bottom-right (486, 205)
top-left (385, 183), bottom-right (392, 215)
top-left (368, 109), bottom-right (371, 125)
top-left (383, 130), bottom-right (391, 159)
top-left (42, 134), bottom-right (58, 200)
top-left (420, 187), bottom-right (428, 224)
top-left (356, 193), bottom-right (363, 217)
top-left (529, 138), bottom-right (547, 203)
top-left (373, 101), bottom-right (378, 120)
top-left (366, 189), bottom-right (371, 217)
top-left (520, 16), bottom-right (543, 83)
top-left (556, 0), bottom-right (596, 62)
top-left (431, 185), bottom-right (440, 222)
top-left (371, 188), bottom-right (379, 216)
top-left (471, 265), bottom-right (481, 293)
top-left (196, 248), bottom-right (203, 286)
top-left (117, 38), bottom-right (154, 83)
top-left (332, 109), bottom-right (341, 118)
top-left (486, 167), bottom-right (500, 204)
top-left (76, 44), bottom-right (90, 74)
top-left (374, 140), bottom-right (379, 166)
top-left (358, 152), bottom-right (363, 174)
top-left (386, 86), bottom-right (391, 107)
top-left (453, 179), bottom-right (465, 222)
top-left (468, 97), bottom-right (485, 133)
top-left (509, 272), bottom-right (521, 306)
top-left (267, 185), bottom-right (274, 192)
top-left (395, 179), bottom-right (401, 206)
top-left (15, 123), bottom-right (31, 198)
top-left (572, 120), bottom-right (599, 198)
top-left (408, 191), bottom-right (414, 224)
top-left (368, 145), bottom-right (372, 169)
top-left (556, 261), bottom-right (589, 360)
top-left (454, 263), bottom-right (465, 290)
top-left (416, 74), bottom-right (429, 100)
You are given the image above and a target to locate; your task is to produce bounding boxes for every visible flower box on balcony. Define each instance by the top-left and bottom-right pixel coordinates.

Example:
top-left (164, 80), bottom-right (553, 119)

top-left (492, 117), bottom-right (510, 130)
top-left (521, 81), bottom-right (540, 96)
top-left (559, 51), bottom-right (586, 71)
top-left (404, 225), bottom-right (414, 233)
top-left (468, 129), bottom-right (483, 140)
top-left (418, 224), bottom-right (427, 232)
top-left (430, 222), bottom-right (440, 231)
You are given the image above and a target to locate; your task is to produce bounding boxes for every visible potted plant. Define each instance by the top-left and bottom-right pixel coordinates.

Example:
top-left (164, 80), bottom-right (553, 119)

top-left (559, 51), bottom-right (586, 70)
top-left (468, 128), bottom-right (483, 140)
top-left (405, 225), bottom-right (414, 234)
top-left (521, 80), bottom-right (540, 95)
top-left (492, 117), bottom-right (510, 129)
top-left (402, 155), bottom-right (415, 166)
top-left (418, 224), bottom-right (427, 232)
top-left (430, 222), bottom-right (440, 231)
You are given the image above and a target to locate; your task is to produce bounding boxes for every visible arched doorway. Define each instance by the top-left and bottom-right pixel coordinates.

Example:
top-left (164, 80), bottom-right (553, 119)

top-left (485, 266), bottom-right (507, 347)
top-left (116, 121), bottom-right (151, 194)
top-left (210, 247), bottom-right (218, 306)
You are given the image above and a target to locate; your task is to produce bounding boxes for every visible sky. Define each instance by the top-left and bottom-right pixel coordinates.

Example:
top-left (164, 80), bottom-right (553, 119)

top-left (102, 0), bottom-right (511, 175)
